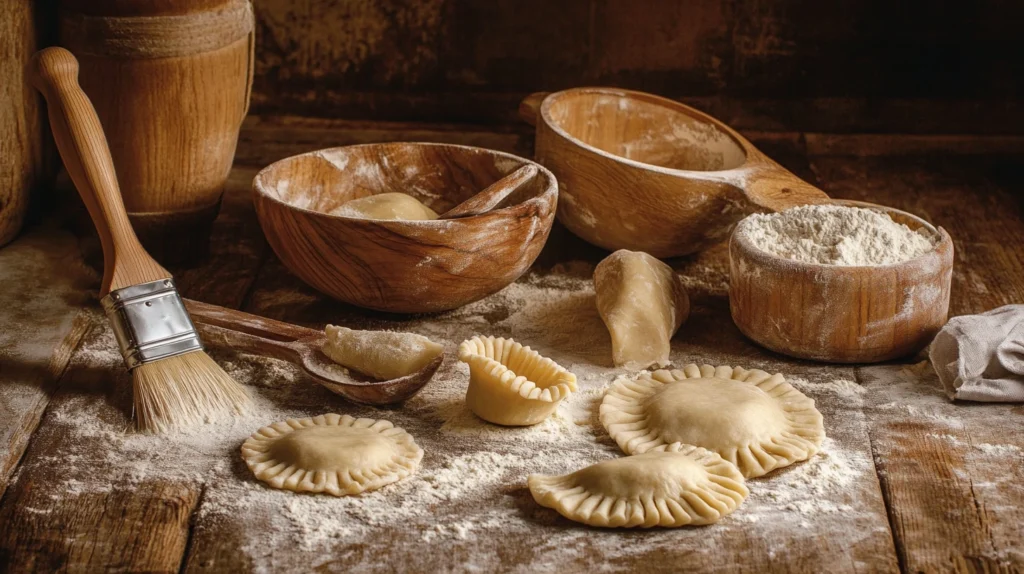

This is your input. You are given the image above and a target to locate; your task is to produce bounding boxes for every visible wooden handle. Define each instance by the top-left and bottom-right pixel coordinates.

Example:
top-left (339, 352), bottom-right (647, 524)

top-left (184, 298), bottom-right (322, 342)
top-left (194, 321), bottom-right (305, 365)
top-left (440, 164), bottom-right (538, 219)
top-left (518, 92), bottom-right (549, 127)
top-left (739, 154), bottom-right (832, 212)
top-left (29, 47), bottom-right (168, 295)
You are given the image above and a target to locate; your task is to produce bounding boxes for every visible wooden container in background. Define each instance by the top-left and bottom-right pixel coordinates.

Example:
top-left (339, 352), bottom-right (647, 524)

top-left (58, 0), bottom-right (254, 264)
top-left (0, 1), bottom-right (56, 247)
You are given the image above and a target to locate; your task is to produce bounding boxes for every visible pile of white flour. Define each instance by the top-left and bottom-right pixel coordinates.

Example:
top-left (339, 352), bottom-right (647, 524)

top-left (736, 205), bottom-right (936, 266)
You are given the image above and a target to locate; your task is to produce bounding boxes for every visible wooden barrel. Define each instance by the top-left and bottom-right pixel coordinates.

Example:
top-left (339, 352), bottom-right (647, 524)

top-left (58, 0), bottom-right (254, 263)
top-left (0, 1), bottom-right (56, 248)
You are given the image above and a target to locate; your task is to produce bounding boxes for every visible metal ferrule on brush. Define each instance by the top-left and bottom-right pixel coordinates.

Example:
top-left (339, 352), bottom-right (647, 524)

top-left (100, 279), bottom-right (203, 370)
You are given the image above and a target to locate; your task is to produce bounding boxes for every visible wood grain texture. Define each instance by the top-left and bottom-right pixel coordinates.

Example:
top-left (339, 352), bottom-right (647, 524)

top-left (0, 319), bottom-right (200, 574)
top-left (244, 0), bottom-right (1023, 130)
top-left (0, 0), bottom-right (55, 247)
top-left (30, 47), bottom-right (168, 294)
top-left (729, 202), bottom-right (954, 363)
top-left (60, 0), bottom-right (253, 260)
top-left (0, 229), bottom-right (94, 498)
top-left (527, 88), bottom-right (828, 257)
top-left (252, 143), bottom-right (558, 313)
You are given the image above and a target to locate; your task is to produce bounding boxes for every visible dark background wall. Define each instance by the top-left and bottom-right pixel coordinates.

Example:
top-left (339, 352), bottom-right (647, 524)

top-left (248, 0), bottom-right (1023, 133)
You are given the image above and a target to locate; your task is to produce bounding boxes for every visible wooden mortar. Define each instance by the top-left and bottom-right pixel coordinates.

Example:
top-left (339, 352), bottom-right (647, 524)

top-left (252, 143), bottom-right (557, 314)
top-left (58, 0), bottom-right (254, 264)
top-left (729, 202), bottom-right (954, 363)
top-left (520, 88), bottom-right (830, 258)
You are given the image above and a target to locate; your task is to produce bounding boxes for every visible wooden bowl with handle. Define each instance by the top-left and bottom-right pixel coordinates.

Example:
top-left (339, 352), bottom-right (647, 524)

top-left (519, 87), bottom-right (830, 258)
top-left (252, 143), bottom-right (557, 313)
top-left (729, 201), bottom-right (954, 363)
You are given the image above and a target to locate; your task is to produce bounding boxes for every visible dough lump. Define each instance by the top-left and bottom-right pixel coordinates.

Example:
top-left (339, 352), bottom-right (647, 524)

top-left (594, 250), bottom-right (689, 370)
top-left (323, 325), bottom-right (444, 381)
top-left (600, 365), bottom-right (825, 478)
top-left (241, 413), bottom-right (422, 496)
top-left (458, 335), bottom-right (577, 426)
top-left (528, 443), bottom-right (747, 527)
top-left (332, 192), bottom-right (439, 220)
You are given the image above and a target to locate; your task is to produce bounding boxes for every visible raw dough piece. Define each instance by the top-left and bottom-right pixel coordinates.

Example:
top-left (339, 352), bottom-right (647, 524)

top-left (458, 335), bottom-right (577, 426)
top-left (528, 442), bottom-right (748, 527)
top-left (332, 192), bottom-right (439, 220)
top-left (241, 413), bottom-right (422, 496)
top-left (600, 365), bottom-right (824, 478)
top-left (323, 325), bottom-right (444, 381)
top-left (594, 249), bottom-right (689, 370)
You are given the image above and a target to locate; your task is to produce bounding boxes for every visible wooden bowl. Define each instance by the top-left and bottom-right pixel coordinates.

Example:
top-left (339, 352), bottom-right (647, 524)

top-left (252, 143), bottom-right (558, 313)
top-left (729, 202), bottom-right (954, 363)
top-left (520, 88), bottom-right (829, 258)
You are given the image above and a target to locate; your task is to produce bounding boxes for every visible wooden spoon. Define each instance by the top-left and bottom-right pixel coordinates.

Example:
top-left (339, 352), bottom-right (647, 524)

top-left (184, 299), bottom-right (442, 405)
top-left (439, 164), bottom-right (538, 219)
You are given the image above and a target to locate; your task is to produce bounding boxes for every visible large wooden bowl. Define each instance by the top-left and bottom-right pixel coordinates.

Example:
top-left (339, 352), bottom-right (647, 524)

top-left (729, 202), bottom-right (954, 363)
top-left (252, 143), bottom-right (557, 313)
top-left (520, 88), bottom-right (829, 258)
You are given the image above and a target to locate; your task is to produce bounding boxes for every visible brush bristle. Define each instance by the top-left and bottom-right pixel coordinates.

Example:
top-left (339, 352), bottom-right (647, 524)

top-left (132, 350), bottom-right (250, 433)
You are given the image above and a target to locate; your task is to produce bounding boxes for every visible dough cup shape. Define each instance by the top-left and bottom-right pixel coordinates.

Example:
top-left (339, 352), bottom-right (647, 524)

top-left (600, 365), bottom-right (825, 478)
top-left (528, 443), bottom-right (748, 527)
top-left (241, 413), bottom-right (423, 496)
top-left (458, 336), bottom-right (577, 426)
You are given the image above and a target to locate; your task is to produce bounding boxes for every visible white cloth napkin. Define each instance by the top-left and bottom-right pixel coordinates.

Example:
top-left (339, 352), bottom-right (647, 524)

top-left (929, 304), bottom-right (1024, 402)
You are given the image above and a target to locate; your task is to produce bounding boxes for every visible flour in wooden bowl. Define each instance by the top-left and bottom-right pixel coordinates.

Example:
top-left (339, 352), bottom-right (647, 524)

top-left (735, 204), bottom-right (936, 266)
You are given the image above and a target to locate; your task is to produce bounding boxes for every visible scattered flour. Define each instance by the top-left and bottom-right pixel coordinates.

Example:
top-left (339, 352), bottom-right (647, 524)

top-left (735, 204), bottom-right (936, 266)
top-left (22, 262), bottom-right (897, 571)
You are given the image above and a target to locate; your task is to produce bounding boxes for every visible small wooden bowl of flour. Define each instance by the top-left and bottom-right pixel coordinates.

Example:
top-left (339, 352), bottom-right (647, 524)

top-left (729, 202), bottom-right (954, 363)
top-left (253, 143), bottom-right (557, 313)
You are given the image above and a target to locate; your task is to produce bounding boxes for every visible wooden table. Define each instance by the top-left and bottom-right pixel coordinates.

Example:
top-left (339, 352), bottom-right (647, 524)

top-left (0, 118), bottom-right (1021, 573)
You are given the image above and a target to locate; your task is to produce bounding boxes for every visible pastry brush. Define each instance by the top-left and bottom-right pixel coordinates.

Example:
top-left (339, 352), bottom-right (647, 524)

top-left (30, 47), bottom-right (249, 433)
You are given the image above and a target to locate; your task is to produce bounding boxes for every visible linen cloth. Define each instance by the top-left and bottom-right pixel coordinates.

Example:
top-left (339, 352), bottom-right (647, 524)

top-left (929, 304), bottom-right (1024, 402)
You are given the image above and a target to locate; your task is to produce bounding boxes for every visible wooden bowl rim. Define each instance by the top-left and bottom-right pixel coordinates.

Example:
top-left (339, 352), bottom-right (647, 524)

top-left (730, 200), bottom-right (954, 272)
top-left (538, 86), bottom-right (752, 176)
top-left (252, 142), bottom-right (559, 228)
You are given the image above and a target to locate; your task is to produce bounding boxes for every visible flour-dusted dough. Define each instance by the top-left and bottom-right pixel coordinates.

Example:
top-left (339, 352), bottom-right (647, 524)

top-left (241, 414), bottom-right (422, 496)
top-left (323, 325), bottom-right (444, 381)
top-left (528, 442), bottom-right (748, 527)
top-left (458, 335), bottom-right (577, 426)
top-left (593, 250), bottom-right (690, 370)
top-left (332, 192), bottom-right (439, 220)
top-left (600, 365), bottom-right (825, 478)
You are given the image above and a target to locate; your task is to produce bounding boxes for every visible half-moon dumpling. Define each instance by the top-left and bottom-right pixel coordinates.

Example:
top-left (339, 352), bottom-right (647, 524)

top-left (241, 413), bottom-right (422, 496)
top-left (600, 365), bottom-right (825, 478)
top-left (593, 250), bottom-right (689, 370)
top-left (458, 335), bottom-right (577, 426)
top-left (528, 442), bottom-right (748, 527)
top-left (332, 192), bottom-right (439, 220)
top-left (322, 325), bottom-right (444, 381)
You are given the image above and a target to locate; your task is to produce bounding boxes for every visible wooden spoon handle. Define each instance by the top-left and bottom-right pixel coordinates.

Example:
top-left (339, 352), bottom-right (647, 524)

top-left (440, 164), bottom-right (538, 219)
top-left (29, 47), bottom-right (167, 295)
top-left (740, 156), bottom-right (832, 213)
top-left (184, 298), bottom-right (322, 342)
top-left (518, 92), bottom-right (550, 127)
top-left (193, 321), bottom-right (305, 365)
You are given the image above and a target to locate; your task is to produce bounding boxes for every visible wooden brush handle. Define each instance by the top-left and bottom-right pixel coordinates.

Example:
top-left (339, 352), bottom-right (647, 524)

top-left (29, 47), bottom-right (168, 295)
top-left (518, 92), bottom-right (549, 127)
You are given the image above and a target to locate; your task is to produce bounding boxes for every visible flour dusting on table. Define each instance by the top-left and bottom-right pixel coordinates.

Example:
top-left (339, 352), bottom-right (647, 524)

top-left (18, 261), bottom-right (923, 571)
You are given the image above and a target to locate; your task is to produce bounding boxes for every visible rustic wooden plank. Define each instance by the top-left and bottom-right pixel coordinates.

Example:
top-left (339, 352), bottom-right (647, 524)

top-left (0, 316), bottom-right (201, 573)
top-left (0, 229), bottom-right (95, 497)
top-left (812, 154), bottom-right (1024, 571)
top-left (0, 166), bottom-right (272, 572)
top-left (234, 115), bottom-right (527, 168)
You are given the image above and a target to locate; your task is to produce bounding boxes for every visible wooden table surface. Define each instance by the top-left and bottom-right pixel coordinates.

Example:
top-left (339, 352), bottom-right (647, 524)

top-left (0, 118), bottom-right (1022, 573)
